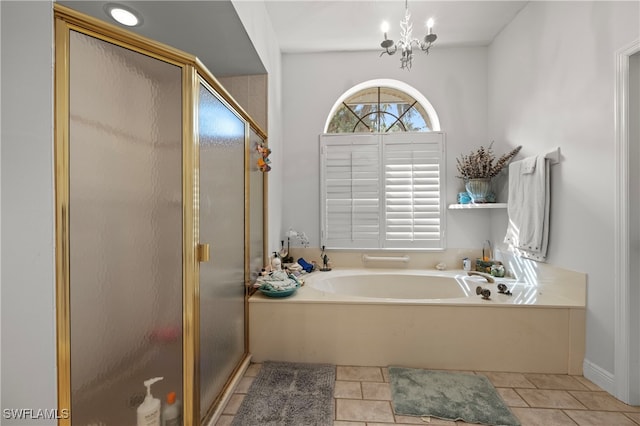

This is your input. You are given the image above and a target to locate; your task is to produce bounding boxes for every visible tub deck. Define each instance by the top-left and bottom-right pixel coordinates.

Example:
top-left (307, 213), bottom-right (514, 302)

top-left (249, 268), bottom-right (585, 374)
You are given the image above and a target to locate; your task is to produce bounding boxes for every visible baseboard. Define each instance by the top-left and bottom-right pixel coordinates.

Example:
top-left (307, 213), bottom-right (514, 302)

top-left (583, 358), bottom-right (615, 395)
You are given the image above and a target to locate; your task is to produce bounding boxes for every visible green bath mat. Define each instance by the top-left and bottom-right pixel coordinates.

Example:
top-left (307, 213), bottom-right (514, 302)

top-left (389, 367), bottom-right (520, 426)
top-left (232, 361), bottom-right (335, 426)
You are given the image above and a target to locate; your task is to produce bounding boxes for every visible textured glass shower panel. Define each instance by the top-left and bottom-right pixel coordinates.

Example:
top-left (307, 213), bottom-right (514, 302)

top-left (249, 129), bottom-right (265, 284)
top-left (68, 30), bottom-right (183, 426)
top-left (198, 81), bottom-right (246, 417)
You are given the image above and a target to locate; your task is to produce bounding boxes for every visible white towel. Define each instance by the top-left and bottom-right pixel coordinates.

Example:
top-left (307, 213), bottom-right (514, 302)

top-left (521, 156), bottom-right (537, 174)
top-left (504, 155), bottom-right (550, 262)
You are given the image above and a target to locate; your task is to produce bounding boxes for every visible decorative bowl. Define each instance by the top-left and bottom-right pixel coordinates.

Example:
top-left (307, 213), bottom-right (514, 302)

top-left (259, 287), bottom-right (298, 298)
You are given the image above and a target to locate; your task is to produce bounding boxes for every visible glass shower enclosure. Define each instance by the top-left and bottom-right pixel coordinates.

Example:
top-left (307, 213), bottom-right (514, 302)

top-left (66, 29), bottom-right (184, 425)
top-left (54, 5), bottom-right (266, 425)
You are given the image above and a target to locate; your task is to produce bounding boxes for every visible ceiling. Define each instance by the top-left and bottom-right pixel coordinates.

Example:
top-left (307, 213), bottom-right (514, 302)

top-left (57, 1), bottom-right (528, 76)
top-left (265, 1), bottom-right (528, 53)
top-left (57, 0), bottom-right (267, 77)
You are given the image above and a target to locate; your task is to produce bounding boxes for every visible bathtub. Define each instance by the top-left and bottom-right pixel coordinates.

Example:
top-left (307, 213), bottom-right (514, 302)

top-left (249, 268), bottom-right (586, 374)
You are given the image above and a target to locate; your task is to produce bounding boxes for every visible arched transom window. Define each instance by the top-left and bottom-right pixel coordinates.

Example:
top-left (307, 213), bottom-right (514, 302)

top-left (324, 79), bottom-right (440, 133)
top-left (321, 80), bottom-right (445, 250)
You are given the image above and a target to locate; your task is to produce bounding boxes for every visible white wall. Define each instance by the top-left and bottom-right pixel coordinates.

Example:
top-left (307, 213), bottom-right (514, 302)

top-left (232, 0), bottom-right (284, 255)
top-left (487, 0), bottom-right (640, 387)
top-left (1, 1), bottom-right (58, 424)
top-left (281, 47), bottom-right (500, 251)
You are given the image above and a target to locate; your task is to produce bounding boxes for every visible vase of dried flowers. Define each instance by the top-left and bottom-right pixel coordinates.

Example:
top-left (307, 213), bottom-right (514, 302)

top-left (465, 178), bottom-right (492, 203)
top-left (456, 143), bottom-right (522, 203)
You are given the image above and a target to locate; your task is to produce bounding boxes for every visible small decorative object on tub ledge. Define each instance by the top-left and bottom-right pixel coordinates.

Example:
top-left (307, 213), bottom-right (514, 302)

top-left (286, 227), bottom-right (310, 248)
top-left (462, 257), bottom-right (471, 271)
top-left (497, 283), bottom-right (512, 296)
top-left (490, 262), bottom-right (505, 277)
top-left (319, 246), bottom-right (332, 272)
top-left (476, 286), bottom-right (491, 300)
top-left (435, 262), bottom-right (446, 271)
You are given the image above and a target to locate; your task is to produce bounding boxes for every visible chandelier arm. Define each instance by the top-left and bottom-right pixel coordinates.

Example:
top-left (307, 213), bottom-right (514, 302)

top-left (380, 45), bottom-right (397, 56)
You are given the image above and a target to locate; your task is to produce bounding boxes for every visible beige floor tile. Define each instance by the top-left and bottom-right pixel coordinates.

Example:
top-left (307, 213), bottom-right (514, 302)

top-left (220, 364), bottom-right (640, 426)
top-left (234, 376), bottom-right (254, 393)
top-left (515, 389), bottom-right (586, 409)
top-left (382, 367), bottom-right (390, 383)
top-left (214, 414), bottom-right (234, 426)
top-left (244, 363), bottom-right (262, 377)
top-left (336, 399), bottom-right (395, 422)
top-left (510, 407), bottom-right (577, 426)
top-left (335, 381), bottom-right (362, 399)
top-left (337, 366), bottom-right (384, 382)
top-left (569, 391), bottom-right (640, 412)
top-left (574, 376), bottom-right (604, 391)
top-left (221, 393), bottom-right (245, 415)
top-left (497, 388), bottom-right (529, 407)
top-left (478, 371), bottom-right (536, 388)
top-left (524, 374), bottom-right (589, 390)
top-left (625, 412), bottom-right (640, 424)
top-left (565, 410), bottom-right (638, 425)
top-left (362, 382), bottom-right (392, 400)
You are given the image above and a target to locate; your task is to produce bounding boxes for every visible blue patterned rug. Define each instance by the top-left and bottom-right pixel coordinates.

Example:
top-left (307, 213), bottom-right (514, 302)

top-left (389, 367), bottom-right (520, 426)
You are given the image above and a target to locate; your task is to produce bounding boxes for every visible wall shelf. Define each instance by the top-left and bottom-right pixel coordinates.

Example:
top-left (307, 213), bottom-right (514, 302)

top-left (448, 203), bottom-right (507, 210)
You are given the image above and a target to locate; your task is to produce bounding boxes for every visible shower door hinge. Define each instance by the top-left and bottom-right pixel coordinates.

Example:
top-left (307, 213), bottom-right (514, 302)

top-left (197, 243), bottom-right (210, 262)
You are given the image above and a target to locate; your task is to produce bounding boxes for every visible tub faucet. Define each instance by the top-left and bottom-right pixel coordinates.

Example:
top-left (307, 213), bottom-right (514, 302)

top-left (467, 271), bottom-right (495, 283)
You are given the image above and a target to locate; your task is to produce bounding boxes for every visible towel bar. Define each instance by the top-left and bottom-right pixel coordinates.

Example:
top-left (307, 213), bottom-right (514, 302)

top-left (362, 254), bottom-right (410, 263)
top-left (545, 147), bottom-right (560, 164)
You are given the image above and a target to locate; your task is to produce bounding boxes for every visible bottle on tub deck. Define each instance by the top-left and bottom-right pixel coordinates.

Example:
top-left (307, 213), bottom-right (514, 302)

top-left (162, 391), bottom-right (182, 426)
top-left (462, 257), bottom-right (471, 271)
top-left (271, 256), bottom-right (282, 271)
top-left (137, 377), bottom-right (163, 426)
top-left (271, 251), bottom-right (282, 271)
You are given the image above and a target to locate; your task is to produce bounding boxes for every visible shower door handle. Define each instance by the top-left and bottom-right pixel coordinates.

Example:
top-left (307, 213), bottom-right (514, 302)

top-left (197, 243), bottom-right (210, 262)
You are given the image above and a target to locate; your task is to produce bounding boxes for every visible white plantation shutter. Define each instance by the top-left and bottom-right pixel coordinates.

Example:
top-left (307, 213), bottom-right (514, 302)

top-left (321, 134), bottom-right (380, 248)
top-left (383, 133), bottom-right (444, 249)
top-left (321, 132), bottom-right (445, 250)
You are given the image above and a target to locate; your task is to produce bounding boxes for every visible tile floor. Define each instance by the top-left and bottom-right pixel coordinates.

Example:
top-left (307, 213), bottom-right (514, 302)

top-left (216, 364), bottom-right (640, 426)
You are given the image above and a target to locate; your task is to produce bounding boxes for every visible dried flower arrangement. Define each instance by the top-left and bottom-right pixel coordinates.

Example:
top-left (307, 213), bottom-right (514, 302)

top-left (456, 143), bottom-right (522, 180)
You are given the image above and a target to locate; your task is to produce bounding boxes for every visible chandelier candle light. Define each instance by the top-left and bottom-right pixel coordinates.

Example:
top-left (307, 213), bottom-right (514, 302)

top-left (380, 0), bottom-right (437, 70)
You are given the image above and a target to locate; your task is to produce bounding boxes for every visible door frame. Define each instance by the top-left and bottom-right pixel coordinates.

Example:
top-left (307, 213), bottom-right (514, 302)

top-left (614, 38), bottom-right (640, 406)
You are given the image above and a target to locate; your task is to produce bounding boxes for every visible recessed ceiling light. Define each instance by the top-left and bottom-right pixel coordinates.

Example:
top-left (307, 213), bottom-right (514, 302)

top-left (104, 3), bottom-right (142, 27)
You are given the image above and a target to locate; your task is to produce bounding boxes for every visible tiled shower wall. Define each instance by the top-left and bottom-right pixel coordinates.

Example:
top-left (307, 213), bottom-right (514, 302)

top-left (217, 74), bottom-right (268, 132)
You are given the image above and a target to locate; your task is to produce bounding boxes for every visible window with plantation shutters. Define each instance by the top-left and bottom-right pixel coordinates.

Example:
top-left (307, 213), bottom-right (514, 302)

top-left (320, 132), bottom-right (445, 250)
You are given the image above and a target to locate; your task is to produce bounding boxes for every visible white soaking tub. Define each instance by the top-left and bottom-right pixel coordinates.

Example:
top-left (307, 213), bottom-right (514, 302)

top-left (249, 268), bottom-right (586, 374)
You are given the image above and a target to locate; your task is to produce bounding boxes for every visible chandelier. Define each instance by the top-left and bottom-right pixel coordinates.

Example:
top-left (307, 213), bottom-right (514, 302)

top-left (379, 0), bottom-right (437, 70)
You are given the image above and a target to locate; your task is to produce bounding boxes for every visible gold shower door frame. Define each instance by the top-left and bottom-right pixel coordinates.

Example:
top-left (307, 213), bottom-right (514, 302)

top-left (53, 5), bottom-right (267, 425)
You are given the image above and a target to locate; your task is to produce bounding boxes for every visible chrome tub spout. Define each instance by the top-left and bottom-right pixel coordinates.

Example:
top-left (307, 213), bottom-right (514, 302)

top-left (467, 271), bottom-right (495, 283)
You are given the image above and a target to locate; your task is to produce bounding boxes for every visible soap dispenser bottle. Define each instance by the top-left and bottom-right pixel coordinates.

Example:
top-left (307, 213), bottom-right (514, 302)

top-left (162, 391), bottom-right (182, 426)
top-left (137, 377), bottom-right (163, 426)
